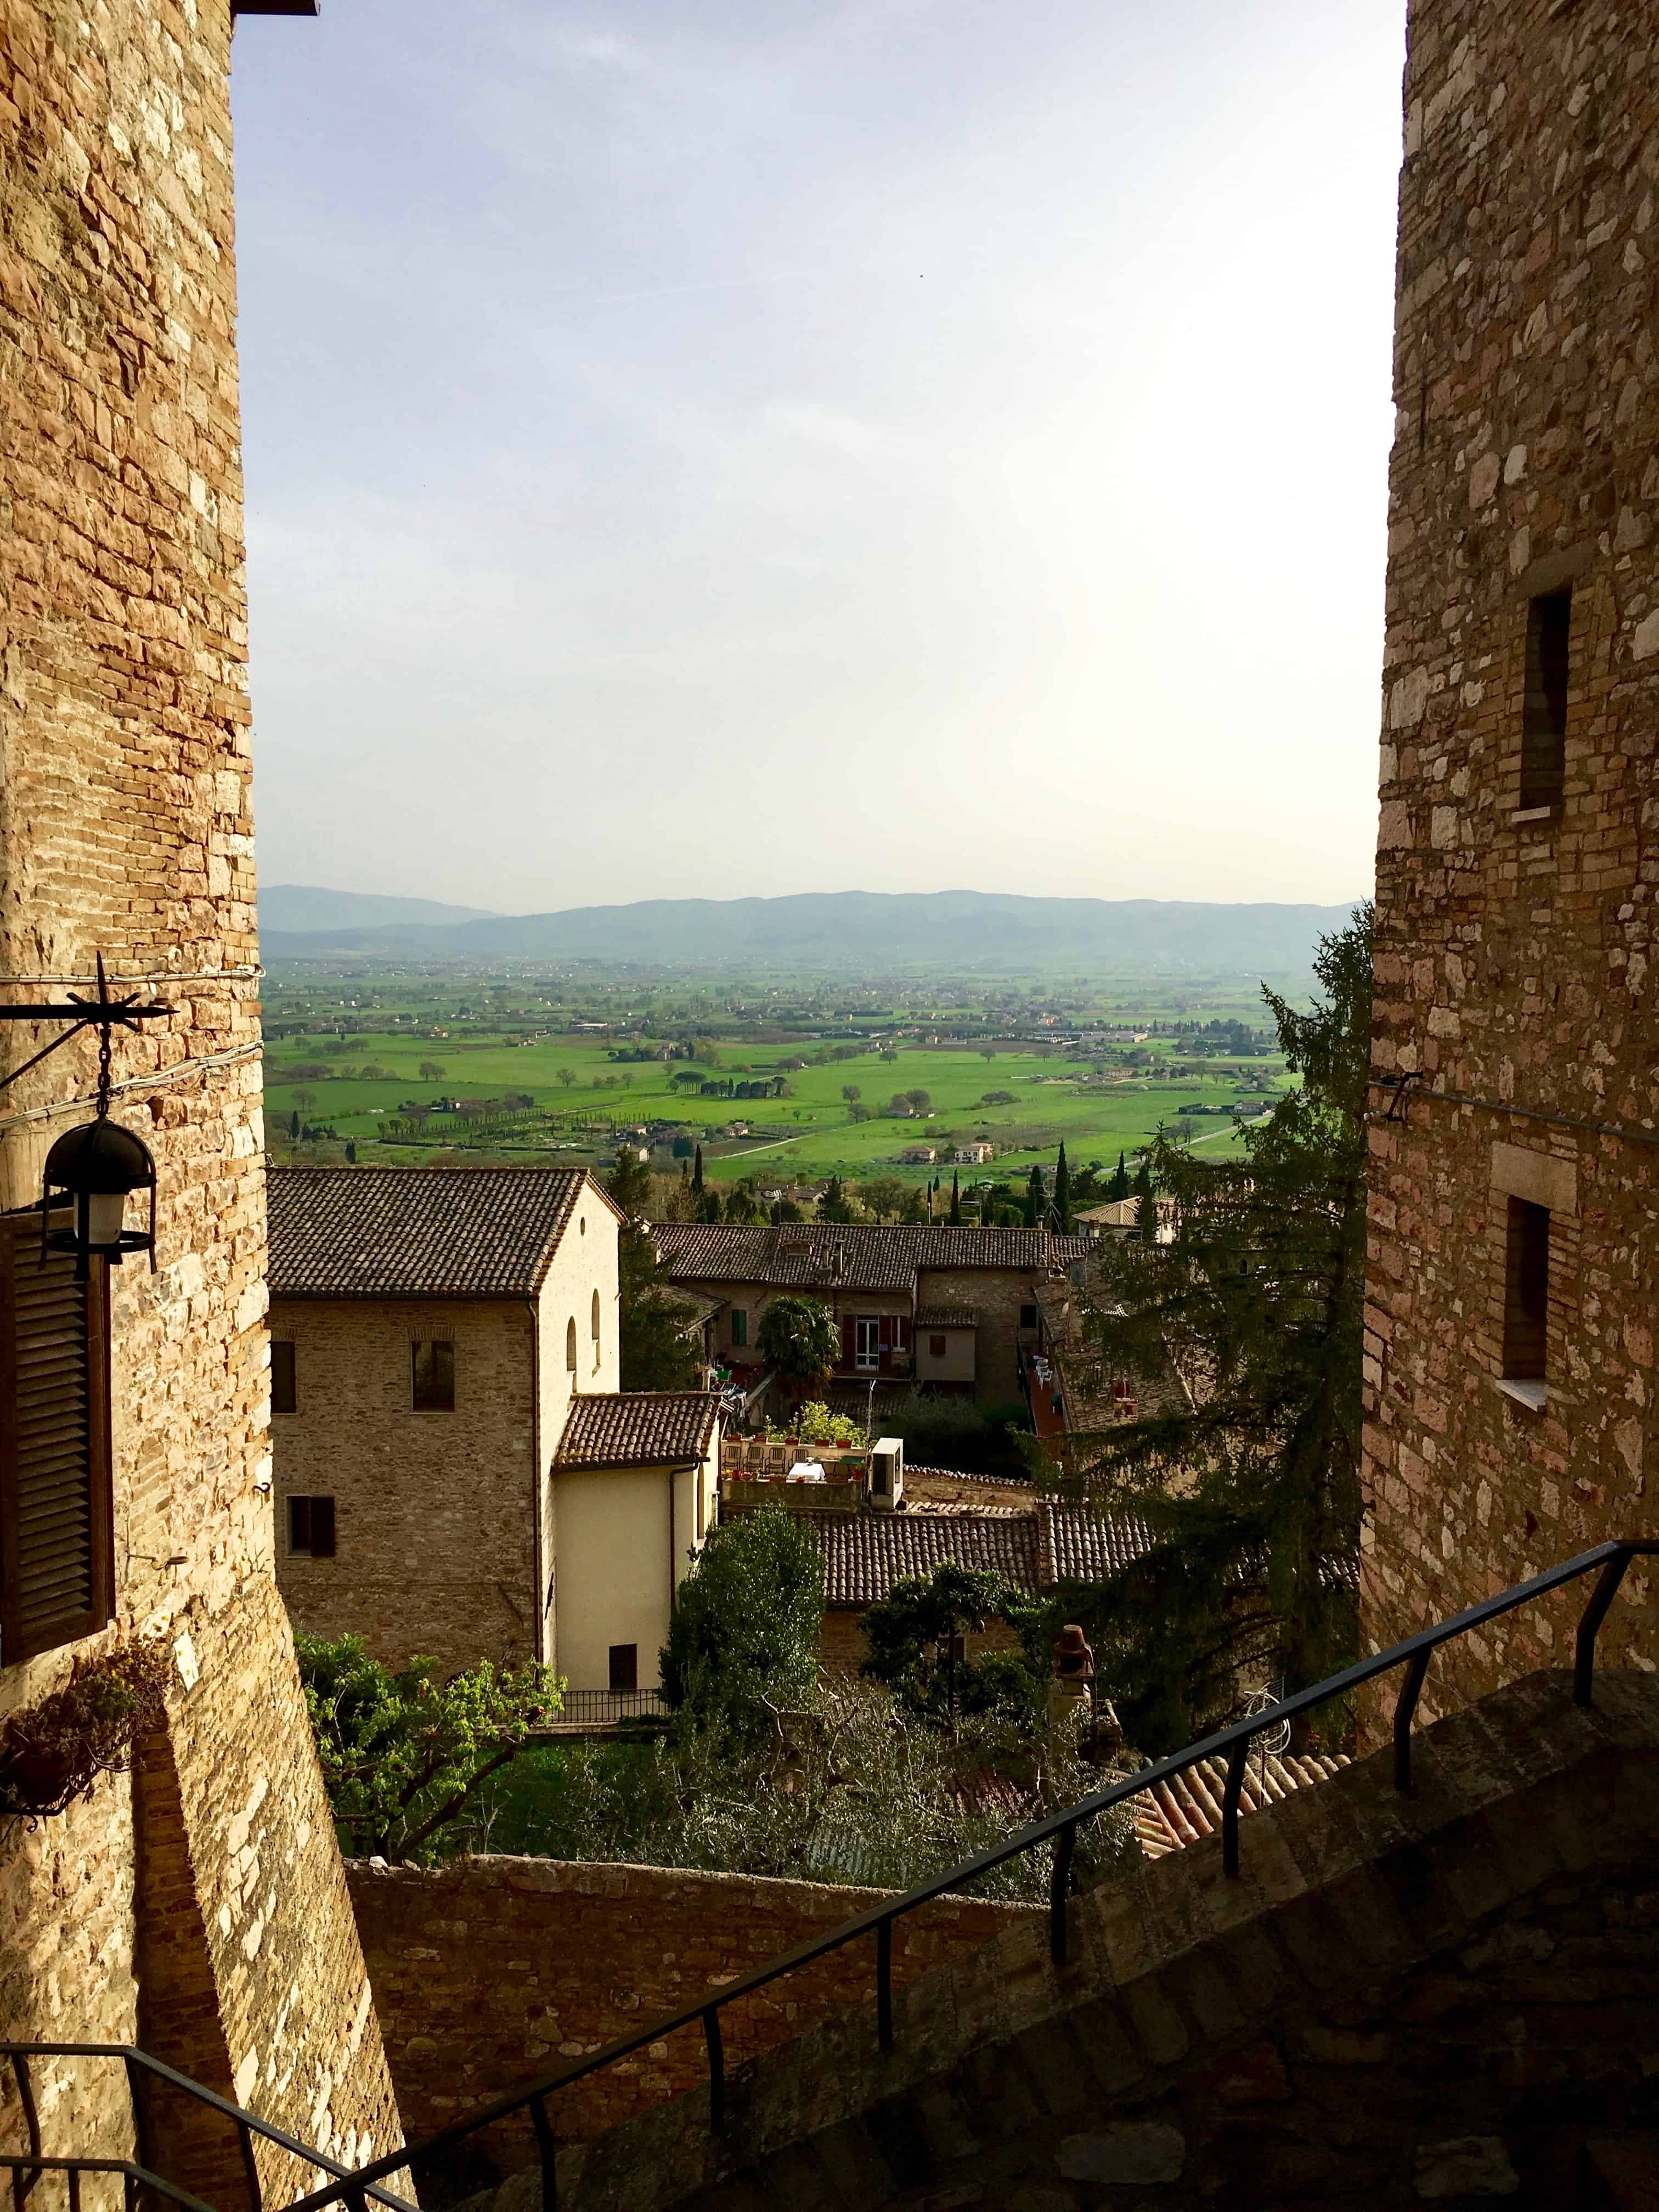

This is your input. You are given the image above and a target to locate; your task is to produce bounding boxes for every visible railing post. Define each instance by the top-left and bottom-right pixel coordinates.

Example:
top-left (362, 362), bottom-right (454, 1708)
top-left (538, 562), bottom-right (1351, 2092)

top-left (235, 2118), bottom-right (264, 2212)
top-left (1222, 1737), bottom-right (1249, 1877)
top-left (1393, 1647), bottom-right (1431, 1795)
top-left (1049, 1822), bottom-right (1077, 1965)
top-left (702, 2008), bottom-right (726, 2135)
top-left (529, 2094), bottom-right (557, 2212)
top-left (10, 2056), bottom-right (40, 2205)
top-left (875, 1919), bottom-right (894, 2053)
top-left (121, 2057), bottom-right (150, 2185)
top-left (1575, 1550), bottom-right (1632, 1706)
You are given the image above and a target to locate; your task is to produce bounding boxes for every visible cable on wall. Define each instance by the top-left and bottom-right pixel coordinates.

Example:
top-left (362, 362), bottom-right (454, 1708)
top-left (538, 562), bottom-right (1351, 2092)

top-left (0, 1040), bottom-right (263, 1137)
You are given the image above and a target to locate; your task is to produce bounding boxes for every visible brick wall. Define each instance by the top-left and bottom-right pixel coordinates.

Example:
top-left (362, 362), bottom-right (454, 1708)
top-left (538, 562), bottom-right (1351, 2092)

top-left (348, 1854), bottom-right (1034, 2188)
top-left (917, 1266), bottom-right (1041, 1405)
top-left (1362, 0), bottom-right (1659, 1706)
top-left (0, 1), bottom-right (402, 2196)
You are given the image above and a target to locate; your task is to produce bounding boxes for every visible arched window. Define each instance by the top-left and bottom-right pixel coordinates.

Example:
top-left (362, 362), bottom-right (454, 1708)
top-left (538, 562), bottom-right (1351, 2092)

top-left (565, 1317), bottom-right (578, 1373)
top-left (591, 1289), bottom-right (601, 1350)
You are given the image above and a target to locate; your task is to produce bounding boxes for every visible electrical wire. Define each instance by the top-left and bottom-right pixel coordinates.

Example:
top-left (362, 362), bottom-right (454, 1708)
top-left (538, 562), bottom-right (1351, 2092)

top-left (0, 1041), bottom-right (262, 1135)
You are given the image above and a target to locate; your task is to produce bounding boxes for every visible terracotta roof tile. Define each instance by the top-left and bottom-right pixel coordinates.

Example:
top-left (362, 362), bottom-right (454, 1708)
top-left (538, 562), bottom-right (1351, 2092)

top-left (1125, 1751), bottom-right (1348, 1859)
top-left (1039, 1500), bottom-right (1157, 1585)
top-left (653, 1223), bottom-right (1072, 1294)
top-left (553, 1391), bottom-right (721, 1470)
top-left (815, 1509), bottom-right (1041, 1608)
top-left (268, 1167), bottom-right (612, 1300)
top-left (915, 1306), bottom-right (979, 1329)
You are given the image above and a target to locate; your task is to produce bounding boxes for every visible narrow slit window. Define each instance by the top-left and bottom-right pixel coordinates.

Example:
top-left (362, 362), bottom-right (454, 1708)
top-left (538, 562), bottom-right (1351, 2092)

top-left (1520, 588), bottom-right (1571, 811)
top-left (287, 1494), bottom-right (336, 1558)
top-left (565, 1317), bottom-right (578, 1372)
top-left (411, 1339), bottom-right (455, 1412)
top-left (1502, 1197), bottom-right (1550, 1383)
top-left (271, 1339), bottom-right (297, 1417)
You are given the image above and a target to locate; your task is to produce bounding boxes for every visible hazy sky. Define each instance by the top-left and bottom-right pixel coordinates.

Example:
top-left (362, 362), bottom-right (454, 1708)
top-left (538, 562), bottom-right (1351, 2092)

top-left (231, 1), bottom-right (1404, 916)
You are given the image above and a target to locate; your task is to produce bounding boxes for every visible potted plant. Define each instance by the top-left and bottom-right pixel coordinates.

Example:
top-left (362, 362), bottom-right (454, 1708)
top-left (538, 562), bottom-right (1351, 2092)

top-left (0, 1641), bottom-right (173, 1824)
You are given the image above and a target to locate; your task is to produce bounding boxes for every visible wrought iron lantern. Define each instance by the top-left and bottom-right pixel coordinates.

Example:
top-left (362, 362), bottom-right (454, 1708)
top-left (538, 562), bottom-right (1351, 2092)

top-left (0, 952), bottom-right (169, 1281)
top-left (40, 1112), bottom-right (158, 1282)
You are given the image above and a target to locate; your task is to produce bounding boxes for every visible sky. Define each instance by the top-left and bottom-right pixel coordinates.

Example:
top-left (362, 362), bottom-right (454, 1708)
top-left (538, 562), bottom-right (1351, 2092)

top-left (230, 0), bottom-right (1406, 917)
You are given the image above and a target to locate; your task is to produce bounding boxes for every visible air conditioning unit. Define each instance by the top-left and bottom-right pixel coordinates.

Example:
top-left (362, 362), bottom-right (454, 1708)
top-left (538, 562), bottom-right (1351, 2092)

top-left (868, 1437), bottom-right (905, 1510)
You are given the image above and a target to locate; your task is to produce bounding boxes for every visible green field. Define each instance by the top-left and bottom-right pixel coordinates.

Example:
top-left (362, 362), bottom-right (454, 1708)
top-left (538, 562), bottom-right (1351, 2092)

top-left (261, 972), bottom-right (1284, 1190)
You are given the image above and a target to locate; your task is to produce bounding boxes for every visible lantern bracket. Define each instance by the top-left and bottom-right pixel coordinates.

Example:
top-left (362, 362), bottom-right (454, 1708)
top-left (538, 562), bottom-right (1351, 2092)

top-left (0, 955), bottom-right (171, 1096)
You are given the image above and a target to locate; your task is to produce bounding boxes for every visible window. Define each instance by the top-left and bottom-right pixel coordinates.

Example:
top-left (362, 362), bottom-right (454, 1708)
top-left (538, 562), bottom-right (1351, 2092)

top-left (1019, 1304), bottom-right (1039, 1330)
top-left (566, 1317), bottom-right (578, 1372)
top-left (1502, 1197), bottom-right (1550, 1387)
top-left (0, 1213), bottom-right (113, 1661)
top-left (695, 1470), bottom-right (705, 1542)
top-left (608, 1643), bottom-right (638, 1691)
top-left (271, 1339), bottom-right (297, 1416)
top-left (1520, 588), bottom-right (1571, 811)
top-left (591, 1289), bottom-right (601, 1353)
top-left (411, 1339), bottom-right (455, 1412)
top-left (287, 1494), bottom-right (336, 1558)
top-left (730, 1308), bottom-right (748, 1348)
top-left (930, 1334), bottom-right (947, 1359)
top-left (855, 1317), bottom-right (881, 1372)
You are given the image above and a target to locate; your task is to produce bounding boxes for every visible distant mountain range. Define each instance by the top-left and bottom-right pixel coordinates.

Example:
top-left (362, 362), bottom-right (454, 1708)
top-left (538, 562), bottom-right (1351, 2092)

top-left (261, 885), bottom-right (501, 933)
top-left (259, 888), bottom-right (1358, 978)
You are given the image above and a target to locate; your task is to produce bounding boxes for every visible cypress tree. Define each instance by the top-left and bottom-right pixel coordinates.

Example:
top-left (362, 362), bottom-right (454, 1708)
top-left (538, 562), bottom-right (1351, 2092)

top-left (289, 1110), bottom-right (301, 1141)
top-left (691, 1144), bottom-right (704, 1195)
top-left (949, 1170), bottom-right (961, 1226)
top-left (1024, 1164), bottom-right (1045, 1228)
top-left (1108, 1150), bottom-right (1129, 1201)
top-left (1054, 1143), bottom-right (1073, 1233)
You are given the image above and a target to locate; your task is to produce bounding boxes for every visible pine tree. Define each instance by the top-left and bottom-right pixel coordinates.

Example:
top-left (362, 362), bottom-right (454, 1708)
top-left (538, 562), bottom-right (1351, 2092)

top-left (949, 1170), bottom-right (962, 1227)
top-left (1046, 906), bottom-right (1373, 1756)
top-left (1054, 1143), bottom-right (1073, 1233)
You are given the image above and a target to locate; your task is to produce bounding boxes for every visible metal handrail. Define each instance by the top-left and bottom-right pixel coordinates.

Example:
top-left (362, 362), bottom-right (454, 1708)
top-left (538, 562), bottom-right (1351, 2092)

top-left (1, 2152), bottom-right (220, 2212)
top-left (1, 2044), bottom-right (416, 2212)
top-left (275, 1535), bottom-right (1658, 2212)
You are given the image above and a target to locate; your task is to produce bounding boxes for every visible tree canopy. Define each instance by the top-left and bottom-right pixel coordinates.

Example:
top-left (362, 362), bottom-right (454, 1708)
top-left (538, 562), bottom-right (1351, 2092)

top-left (757, 1294), bottom-right (841, 1383)
top-left (660, 1509), bottom-right (824, 1735)
top-left (297, 1632), bottom-right (561, 1862)
top-left (607, 1153), bottom-right (702, 1391)
top-left (1049, 905), bottom-right (1373, 1753)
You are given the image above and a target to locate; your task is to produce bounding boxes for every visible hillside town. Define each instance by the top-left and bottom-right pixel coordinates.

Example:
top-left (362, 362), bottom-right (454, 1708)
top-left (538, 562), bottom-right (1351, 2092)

top-left (3, 3), bottom-right (1659, 2210)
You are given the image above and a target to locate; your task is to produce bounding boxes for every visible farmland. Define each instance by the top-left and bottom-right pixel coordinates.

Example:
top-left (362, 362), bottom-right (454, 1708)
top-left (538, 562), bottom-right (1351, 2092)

top-left (260, 961), bottom-right (1293, 1194)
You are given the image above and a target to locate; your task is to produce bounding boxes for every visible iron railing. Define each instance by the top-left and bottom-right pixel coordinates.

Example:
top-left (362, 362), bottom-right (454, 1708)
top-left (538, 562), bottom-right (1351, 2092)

top-left (0, 2044), bottom-right (416, 2212)
top-left (549, 1689), bottom-right (667, 1726)
top-left (7, 1539), bottom-right (1654, 2212)
top-left (281, 1535), bottom-right (1658, 2212)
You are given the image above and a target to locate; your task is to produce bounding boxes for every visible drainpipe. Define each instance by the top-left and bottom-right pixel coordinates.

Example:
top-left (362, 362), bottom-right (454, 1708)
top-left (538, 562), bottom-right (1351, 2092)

top-left (528, 1296), bottom-right (545, 1668)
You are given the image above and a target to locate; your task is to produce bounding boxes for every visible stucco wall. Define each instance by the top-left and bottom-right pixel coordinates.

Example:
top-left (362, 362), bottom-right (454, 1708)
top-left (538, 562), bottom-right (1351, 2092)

top-left (551, 1449), bottom-right (715, 1691)
top-left (0, 1), bottom-right (401, 2197)
top-left (1362, 0), bottom-right (1659, 1701)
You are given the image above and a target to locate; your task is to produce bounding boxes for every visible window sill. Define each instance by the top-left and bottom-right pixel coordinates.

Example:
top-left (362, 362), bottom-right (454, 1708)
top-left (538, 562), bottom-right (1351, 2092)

top-left (1511, 804), bottom-right (1560, 826)
top-left (1497, 1377), bottom-right (1548, 1413)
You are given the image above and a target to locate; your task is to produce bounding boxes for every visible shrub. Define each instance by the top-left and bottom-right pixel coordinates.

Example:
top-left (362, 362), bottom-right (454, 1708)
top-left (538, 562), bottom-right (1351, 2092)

top-left (659, 1510), bottom-right (824, 1735)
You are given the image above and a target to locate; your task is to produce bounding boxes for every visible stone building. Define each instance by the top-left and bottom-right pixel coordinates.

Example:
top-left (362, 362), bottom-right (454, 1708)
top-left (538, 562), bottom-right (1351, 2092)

top-left (267, 1166), bottom-right (624, 1676)
top-left (0, 3), bottom-right (402, 2204)
top-left (1362, 0), bottom-right (1659, 1699)
top-left (654, 1222), bottom-right (1089, 1408)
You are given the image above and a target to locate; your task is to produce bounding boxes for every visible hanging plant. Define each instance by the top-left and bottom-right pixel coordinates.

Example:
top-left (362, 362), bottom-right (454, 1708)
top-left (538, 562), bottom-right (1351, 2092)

top-left (0, 1641), bottom-right (174, 1822)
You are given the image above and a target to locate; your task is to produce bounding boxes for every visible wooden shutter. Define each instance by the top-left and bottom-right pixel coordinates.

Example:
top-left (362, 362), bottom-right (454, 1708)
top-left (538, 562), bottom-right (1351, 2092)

top-left (878, 1314), bottom-right (893, 1373)
top-left (839, 1316), bottom-right (854, 1370)
top-left (0, 1213), bottom-right (114, 1661)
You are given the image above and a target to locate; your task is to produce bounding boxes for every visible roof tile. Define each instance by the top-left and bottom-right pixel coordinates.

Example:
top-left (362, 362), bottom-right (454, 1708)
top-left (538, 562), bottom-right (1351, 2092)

top-left (269, 1166), bottom-right (609, 1300)
top-left (554, 1391), bottom-right (720, 1470)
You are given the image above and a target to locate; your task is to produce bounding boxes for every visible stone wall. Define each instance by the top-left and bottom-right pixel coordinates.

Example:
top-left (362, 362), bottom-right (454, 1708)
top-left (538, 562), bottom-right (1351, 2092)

top-left (503, 1670), bottom-right (1659, 2212)
top-left (272, 1295), bottom-right (543, 1673)
top-left (348, 1854), bottom-right (1034, 2190)
top-left (1362, 0), bottom-right (1659, 1704)
top-left (917, 1265), bottom-right (1042, 1406)
top-left (0, 1), bottom-right (402, 2198)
